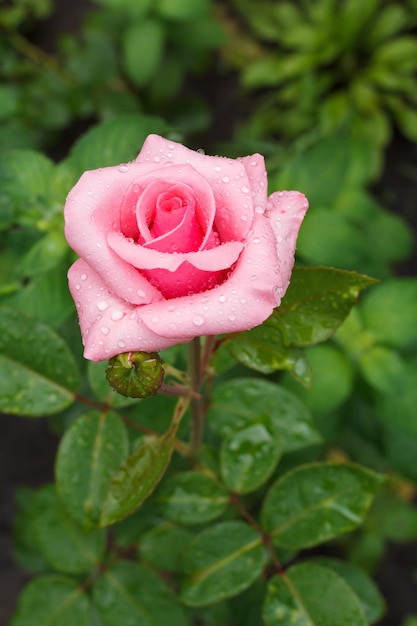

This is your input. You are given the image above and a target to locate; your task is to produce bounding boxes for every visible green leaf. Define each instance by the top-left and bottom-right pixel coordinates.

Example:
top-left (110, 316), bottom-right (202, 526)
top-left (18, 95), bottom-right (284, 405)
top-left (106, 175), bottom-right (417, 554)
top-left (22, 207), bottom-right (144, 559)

top-left (16, 231), bottom-right (68, 279)
top-left (13, 488), bottom-right (49, 574)
top-left (67, 114), bottom-right (168, 174)
top-left (6, 263), bottom-right (75, 328)
top-left (31, 485), bottom-right (105, 574)
top-left (100, 415), bottom-right (180, 525)
top-left (56, 410), bottom-right (129, 530)
top-left (180, 521), bottom-right (266, 606)
top-left (283, 343), bottom-right (354, 417)
top-left (227, 323), bottom-right (309, 383)
top-left (157, 471), bottom-right (229, 525)
top-left (261, 462), bottom-right (384, 550)
top-left (93, 561), bottom-right (187, 626)
top-left (122, 19), bottom-right (165, 87)
top-left (312, 557), bottom-right (386, 623)
top-left (296, 210), bottom-right (369, 269)
top-left (156, 0), bottom-right (210, 21)
top-left (10, 575), bottom-right (91, 626)
top-left (220, 419), bottom-right (282, 494)
top-left (274, 267), bottom-right (378, 347)
top-left (139, 522), bottom-right (193, 572)
top-left (0, 149), bottom-right (55, 209)
top-left (360, 279), bottom-right (417, 349)
top-left (263, 562), bottom-right (367, 626)
top-left (272, 136), bottom-right (376, 207)
top-left (207, 378), bottom-right (321, 454)
top-left (0, 307), bottom-right (79, 416)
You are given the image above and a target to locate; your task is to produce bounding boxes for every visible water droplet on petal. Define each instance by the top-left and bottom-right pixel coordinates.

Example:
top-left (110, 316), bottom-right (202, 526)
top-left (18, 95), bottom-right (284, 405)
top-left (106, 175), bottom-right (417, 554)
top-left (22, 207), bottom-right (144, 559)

top-left (241, 186), bottom-right (249, 194)
top-left (100, 326), bottom-right (109, 335)
top-left (118, 340), bottom-right (126, 348)
top-left (75, 283), bottom-right (81, 290)
top-left (111, 310), bottom-right (124, 321)
top-left (118, 165), bottom-right (129, 173)
top-left (253, 237), bottom-right (260, 244)
top-left (228, 314), bottom-right (236, 322)
top-left (222, 176), bottom-right (230, 183)
top-left (214, 166), bottom-right (221, 172)
top-left (218, 295), bottom-right (227, 303)
top-left (97, 300), bottom-right (109, 311)
top-left (193, 315), bottom-right (205, 327)
top-left (137, 289), bottom-right (146, 298)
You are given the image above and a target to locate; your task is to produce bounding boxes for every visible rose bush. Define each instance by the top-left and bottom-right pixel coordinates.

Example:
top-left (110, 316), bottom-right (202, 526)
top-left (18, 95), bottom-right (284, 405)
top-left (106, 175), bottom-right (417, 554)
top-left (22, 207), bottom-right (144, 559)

top-left (64, 134), bottom-right (308, 361)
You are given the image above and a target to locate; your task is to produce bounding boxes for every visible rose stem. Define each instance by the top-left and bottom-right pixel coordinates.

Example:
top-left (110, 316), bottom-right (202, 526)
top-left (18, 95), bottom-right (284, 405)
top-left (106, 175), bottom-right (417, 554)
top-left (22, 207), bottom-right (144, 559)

top-left (188, 336), bottom-right (204, 462)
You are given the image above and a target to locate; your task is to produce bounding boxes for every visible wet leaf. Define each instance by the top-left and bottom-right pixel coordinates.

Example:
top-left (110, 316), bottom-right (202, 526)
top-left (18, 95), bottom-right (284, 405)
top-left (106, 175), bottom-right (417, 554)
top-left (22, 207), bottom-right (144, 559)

top-left (220, 419), bottom-right (282, 494)
top-left (261, 462), bottom-right (384, 549)
top-left (157, 471), bottom-right (229, 525)
top-left (30, 485), bottom-right (105, 574)
top-left (100, 416), bottom-right (180, 526)
top-left (312, 557), bottom-right (386, 623)
top-left (10, 575), bottom-right (90, 626)
top-left (180, 521), bottom-right (266, 606)
top-left (263, 562), bottom-right (367, 626)
top-left (93, 561), bottom-right (187, 626)
top-left (207, 378), bottom-right (321, 454)
top-left (56, 410), bottom-right (129, 530)
top-left (272, 267), bottom-right (378, 348)
top-left (0, 307), bottom-right (79, 416)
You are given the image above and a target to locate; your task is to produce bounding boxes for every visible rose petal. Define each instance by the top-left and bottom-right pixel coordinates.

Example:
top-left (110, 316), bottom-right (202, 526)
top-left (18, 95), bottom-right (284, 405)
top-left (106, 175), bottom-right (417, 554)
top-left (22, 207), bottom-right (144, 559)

top-left (64, 163), bottom-right (163, 305)
top-left (265, 190), bottom-right (309, 294)
top-left (68, 259), bottom-right (183, 361)
top-left (237, 154), bottom-right (268, 214)
top-left (137, 135), bottom-right (256, 241)
top-left (107, 231), bottom-right (243, 272)
top-left (139, 214), bottom-right (280, 339)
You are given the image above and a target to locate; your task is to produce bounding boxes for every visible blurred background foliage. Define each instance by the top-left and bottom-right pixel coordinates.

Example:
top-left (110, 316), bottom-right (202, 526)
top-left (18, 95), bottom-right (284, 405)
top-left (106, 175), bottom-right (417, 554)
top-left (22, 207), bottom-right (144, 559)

top-left (1, 0), bottom-right (417, 624)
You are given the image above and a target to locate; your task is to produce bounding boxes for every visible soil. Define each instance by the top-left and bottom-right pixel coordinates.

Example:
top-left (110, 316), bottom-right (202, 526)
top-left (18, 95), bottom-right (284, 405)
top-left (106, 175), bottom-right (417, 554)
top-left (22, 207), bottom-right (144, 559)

top-left (2, 1), bottom-right (417, 625)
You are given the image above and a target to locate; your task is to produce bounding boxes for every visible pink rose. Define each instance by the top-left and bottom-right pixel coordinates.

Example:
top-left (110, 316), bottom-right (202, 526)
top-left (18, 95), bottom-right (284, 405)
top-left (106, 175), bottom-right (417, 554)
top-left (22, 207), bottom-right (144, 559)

top-left (64, 134), bottom-right (308, 361)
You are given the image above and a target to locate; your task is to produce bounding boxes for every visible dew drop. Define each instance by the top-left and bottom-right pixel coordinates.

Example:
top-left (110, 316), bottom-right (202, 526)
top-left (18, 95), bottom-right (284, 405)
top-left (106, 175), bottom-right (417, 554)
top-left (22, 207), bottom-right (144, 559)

top-left (137, 289), bottom-right (146, 298)
top-left (118, 340), bottom-right (126, 348)
top-left (81, 273), bottom-right (87, 281)
top-left (193, 315), bottom-right (205, 327)
top-left (241, 214), bottom-right (248, 221)
top-left (153, 156), bottom-right (160, 163)
top-left (255, 205), bottom-right (264, 214)
top-left (222, 176), bottom-right (230, 183)
top-left (253, 237), bottom-right (261, 244)
top-left (241, 186), bottom-right (249, 194)
top-left (228, 314), bottom-right (236, 322)
top-left (251, 160), bottom-right (258, 167)
top-left (168, 304), bottom-right (176, 312)
top-left (97, 300), bottom-right (109, 311)
top-left (240, 298), bottom-right (247, 304)
top-left (100, 326), bottom-right (109, 335)
top-left (218, 295), bottom-right (227, 303)
top-left (214, 166), bottom-right (222, 172)
top-left (111, 310), bottom-right (124, 321)
top-left (75, 283), bottom-right (81, 290)
top-left (250, 275), bottom-right (257, 281)
top-left (118, 165), bottom-right (129, 173)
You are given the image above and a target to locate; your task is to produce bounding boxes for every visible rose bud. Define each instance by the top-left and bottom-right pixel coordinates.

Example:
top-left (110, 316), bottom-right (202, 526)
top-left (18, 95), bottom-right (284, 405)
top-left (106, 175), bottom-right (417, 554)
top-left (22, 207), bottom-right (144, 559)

top-left (106, 351), bottom-right (165, 398)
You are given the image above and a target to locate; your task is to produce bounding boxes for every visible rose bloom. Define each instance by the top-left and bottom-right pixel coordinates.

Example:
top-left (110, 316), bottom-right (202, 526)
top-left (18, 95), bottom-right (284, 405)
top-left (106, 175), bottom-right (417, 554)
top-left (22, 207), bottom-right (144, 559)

top-left (64, 134), bottom-right (308, 361)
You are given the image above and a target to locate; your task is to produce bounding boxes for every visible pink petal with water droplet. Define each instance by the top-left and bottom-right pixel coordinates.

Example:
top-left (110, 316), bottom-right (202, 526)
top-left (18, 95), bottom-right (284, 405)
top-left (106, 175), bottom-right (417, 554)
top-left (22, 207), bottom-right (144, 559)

top-left (265, 190), bottom-right (309, 294)
top-left (140, 214), bottom-right (280, 338)
top-left (137, 135), bottom-right (255, 241)
top-left (68, 259), bottom-right (184, 361)
top-left (107, 231), bottom-right (243, 272)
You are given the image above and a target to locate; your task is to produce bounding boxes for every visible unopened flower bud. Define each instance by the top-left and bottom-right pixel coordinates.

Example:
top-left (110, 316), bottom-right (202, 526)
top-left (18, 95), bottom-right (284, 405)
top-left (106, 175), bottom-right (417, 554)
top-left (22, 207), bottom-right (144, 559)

top-left (106, 351), bottom-right (164, 398)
